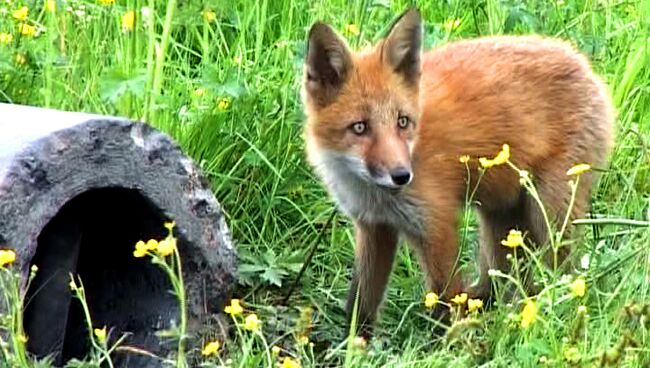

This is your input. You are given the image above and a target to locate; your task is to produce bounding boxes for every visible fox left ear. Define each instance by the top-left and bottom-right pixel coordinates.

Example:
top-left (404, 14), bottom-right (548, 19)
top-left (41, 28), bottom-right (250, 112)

top-left (382, 8), bottom-right (422, 85)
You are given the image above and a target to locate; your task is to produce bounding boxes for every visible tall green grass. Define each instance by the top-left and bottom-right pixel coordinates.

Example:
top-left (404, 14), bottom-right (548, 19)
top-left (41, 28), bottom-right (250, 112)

top-left (1, 0), bottom-right (649, 366)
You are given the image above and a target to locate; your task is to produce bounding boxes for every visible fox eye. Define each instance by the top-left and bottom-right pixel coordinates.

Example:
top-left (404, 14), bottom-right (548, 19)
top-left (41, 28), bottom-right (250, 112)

top-left (350, 121), bottom-right (368, 135)
top-left (397, 115), bottom-right (410, 129)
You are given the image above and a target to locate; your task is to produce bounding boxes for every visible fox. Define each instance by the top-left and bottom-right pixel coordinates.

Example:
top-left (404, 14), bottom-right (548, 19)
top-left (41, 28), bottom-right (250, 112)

top-left (301, 8), bottom-right (614, 336)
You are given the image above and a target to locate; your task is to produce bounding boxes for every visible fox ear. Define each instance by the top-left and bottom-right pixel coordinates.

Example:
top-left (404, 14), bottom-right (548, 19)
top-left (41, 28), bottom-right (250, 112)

top-left (382, 8), bottom-right (422, 85)
top-left (304, 22), bottom-right (353, 105)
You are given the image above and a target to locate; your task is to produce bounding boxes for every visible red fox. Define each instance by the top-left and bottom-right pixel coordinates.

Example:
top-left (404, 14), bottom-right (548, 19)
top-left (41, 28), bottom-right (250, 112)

top-left (301, 8), bottom-right (614, 335)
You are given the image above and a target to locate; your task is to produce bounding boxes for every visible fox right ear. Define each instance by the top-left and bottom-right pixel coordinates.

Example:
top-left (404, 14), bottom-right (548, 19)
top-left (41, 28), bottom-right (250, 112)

top-left (382, 8), bottom-right (422, 85)
top-left (304, 22), bottom-right (353, 105)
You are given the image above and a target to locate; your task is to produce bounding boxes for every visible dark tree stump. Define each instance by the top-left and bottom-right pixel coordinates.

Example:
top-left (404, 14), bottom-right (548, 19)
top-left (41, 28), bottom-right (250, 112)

top-left (0, 103), bottom-right (237, 367)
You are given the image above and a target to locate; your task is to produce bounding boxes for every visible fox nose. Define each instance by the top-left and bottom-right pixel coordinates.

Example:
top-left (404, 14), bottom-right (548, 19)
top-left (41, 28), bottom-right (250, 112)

top-left (390, 168), bottom-right (412, 186)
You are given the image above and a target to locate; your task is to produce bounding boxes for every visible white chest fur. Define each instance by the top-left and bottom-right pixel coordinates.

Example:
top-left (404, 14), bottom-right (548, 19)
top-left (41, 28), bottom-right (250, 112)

top-left (313, 151), bottom-right (425, 239)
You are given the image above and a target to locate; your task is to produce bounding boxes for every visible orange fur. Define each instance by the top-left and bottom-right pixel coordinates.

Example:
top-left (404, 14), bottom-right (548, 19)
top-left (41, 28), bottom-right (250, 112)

top-left (302, 9), bottom-right (614, 336)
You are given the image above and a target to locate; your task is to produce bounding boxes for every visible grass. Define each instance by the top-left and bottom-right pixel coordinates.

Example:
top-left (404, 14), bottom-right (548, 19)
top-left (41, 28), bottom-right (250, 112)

top-left (1, 0), bottom-right (649, 366)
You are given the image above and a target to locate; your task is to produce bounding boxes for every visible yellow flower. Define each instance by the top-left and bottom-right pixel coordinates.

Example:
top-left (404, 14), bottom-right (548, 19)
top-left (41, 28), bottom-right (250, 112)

top-left (451, 292), bottom-right (468, 305)
top-left (352, 336), bottom-right (367, 349)
top-left (297, 335), bottom-right (309, 345)
top-left (569, 277), bottom-right (586, 298)
top-left (164, 221), bottom-right (175, 231)
top-left (202, 9), bottom-right (216, 23)
top-left (281, 357), bottom-right (301, 368)
top-left (343, 23), bottom-right (359, 36)
top-left (19, 23), bottom-right (36, 37)
top-left (443, 18), bottom-right (462, 32)
top-left (566, 163), bottom-right (591, 176)
top-left (479, 144), bottom-right (510, 169)
top-left (0, 249), bottom-right (16, 267)
top-left (156, 237), bottom-right (176, 257)
top-left (459, 155), bottom-right (470, 164)
top-left (0, 33), bottom-right (13, 45)
top-left (501, 229), bottom-right (524, 248)
top-left (244, 313), bottom-right (261, 331)
top-left (193, 88), bottom-right (206, 97)
top-left (217, 97), bottom-right (231, 111)
top-left (224, 299), bottom-right (244, 316)
top-left (424, 292), bottom-right (439, 308)
top-left (45, 0), bottom-right (56, 13)
top-left (133, 240), bottom-right (149, 258)
top-left (271, 345), bottom-right (281, 356)
top-left (520, 300), bottom-right (537, 328)
top-left (69, 279), bottom-right (77, 291)
top-left (577, 305), bottom-right (587, 314)
top-left (564, 346), bottom-right (581, 363)
top-left (467, 298), bottom-right (484, 313)
top-left (201, 340), bottom-right (221, 356)
top-left (13, 6), bottom-right (28, 20)
top-left (99, 0), bottom-right (115, 5)
top-left (94, 327), bottom-right (107, 342)
top-left (145, 239), bottom-right (159, 250)
top-left (122, 10), bottom-right (135, 31)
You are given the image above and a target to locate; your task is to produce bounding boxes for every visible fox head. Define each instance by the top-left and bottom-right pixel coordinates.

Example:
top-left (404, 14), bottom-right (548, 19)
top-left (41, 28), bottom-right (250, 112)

top-left (302, 9), bottom-right (422, 191)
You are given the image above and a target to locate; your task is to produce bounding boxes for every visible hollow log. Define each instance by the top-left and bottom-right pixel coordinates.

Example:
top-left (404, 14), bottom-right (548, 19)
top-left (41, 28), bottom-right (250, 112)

top-left (0, 103), bottom-right (237, 367)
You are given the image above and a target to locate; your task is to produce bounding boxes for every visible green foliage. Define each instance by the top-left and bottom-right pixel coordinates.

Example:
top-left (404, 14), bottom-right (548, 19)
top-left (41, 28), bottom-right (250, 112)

top-left (0, 0), bottom-right (649, 367)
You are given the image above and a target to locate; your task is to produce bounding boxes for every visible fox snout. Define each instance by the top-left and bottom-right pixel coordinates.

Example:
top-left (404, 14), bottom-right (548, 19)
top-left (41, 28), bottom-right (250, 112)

top-left (368, 164), bottom-right (413, 188)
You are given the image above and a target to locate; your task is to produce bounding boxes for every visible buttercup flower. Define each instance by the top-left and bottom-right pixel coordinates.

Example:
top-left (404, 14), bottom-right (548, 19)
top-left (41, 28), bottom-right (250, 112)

top-left (0, 33), bottom-right (13, 45)
top-left (352, 336), bottom-right (367, 348)
top-left (424, 292), bottom-right (439, 308)
top-left (145, 239), bottom-right (159, 250)
top-left (501, 229), bottom-right (524, 248)
top-left (577, 305), bottom-right (587, 314)
top-left (203, 9), bottom-right (216, 23)
top-left (451, 292), bottom-right (468, 305)
top-left (18, 23), bottom-right (36, 37)
top-left (94, 327), bottom-right (107, 342)
top-left (193, 87), bottom-right (206, 97)
top-left (45, 0), bottom-right (56, 13)
top-left (244, 313), bottom-right (261, 331)
top-left (343, 23), bottom-right (359, 36)
top-left (133, 240), bottom-right (150, 258)
top-left (201, 340), bottom-right (221, 356)
top-left (298, 335), bottom-right (309, 345)
top-left (156, 237), bottom-right (176, 256)
top-left (459, 155), bottom-right (470, 163)
top-left (564, 346), bottom-right (581, 363)
top-left (569, 277), bottom-right (586, 297)
top-left (0, 249), bottom-right (16, 267)
top-left (479, 144), bottom-right (510, 168)
top-left (122, 10), bottom-right (135, 31)
top-left (224, 299), bottom-right (244, 316)
top-left (281, 357), bottom-right (301, 368)
top-left (217, 97), bottom-right (231, 111)
top-left (467, 298), bottom-right (484, 313)
top-left (13, 6), bottom-right (28, 20)
top-left (567, 163), bottom-right (591, 176)
top-left (520, 299), bottom-right (537, 328)
top-left (443, 18), bottom-right (462, 31)
top-left (271, 345), bottom-right (281, 356)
